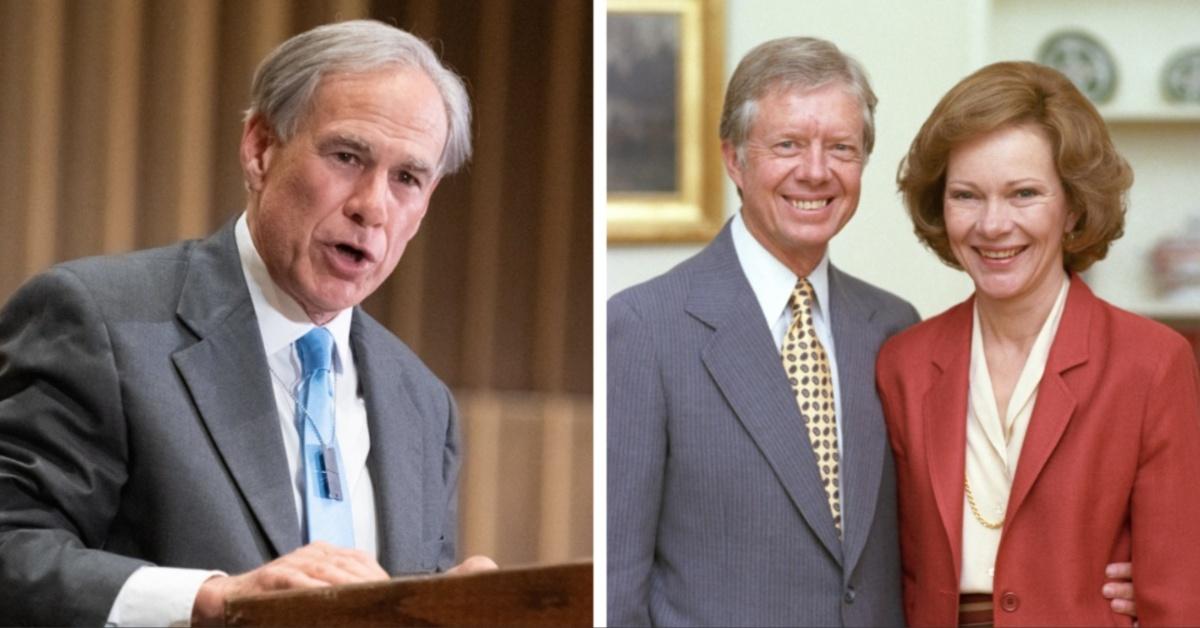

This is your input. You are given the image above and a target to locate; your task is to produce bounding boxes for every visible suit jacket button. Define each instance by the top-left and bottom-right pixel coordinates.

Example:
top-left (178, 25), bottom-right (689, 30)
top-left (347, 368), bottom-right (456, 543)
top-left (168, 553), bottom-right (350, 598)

top-left (843, 586), bottom-right (856, 604)
top-left (1000, 591), bottom-right (1019, 612)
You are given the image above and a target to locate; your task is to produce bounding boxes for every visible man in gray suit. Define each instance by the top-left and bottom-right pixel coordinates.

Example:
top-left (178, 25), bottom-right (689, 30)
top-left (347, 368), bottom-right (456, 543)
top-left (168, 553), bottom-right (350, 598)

top-left (609, 37), bottom-right (1139, 626)
top-left (0, 21), bottom-right (491, 626)
top-left (608, 37), bottom-right (917, 626)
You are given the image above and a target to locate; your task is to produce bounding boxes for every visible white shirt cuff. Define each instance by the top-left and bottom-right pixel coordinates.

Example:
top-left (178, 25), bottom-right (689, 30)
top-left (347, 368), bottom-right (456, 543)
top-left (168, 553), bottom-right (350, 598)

top-left (105, 565), bottom-right (226, 627)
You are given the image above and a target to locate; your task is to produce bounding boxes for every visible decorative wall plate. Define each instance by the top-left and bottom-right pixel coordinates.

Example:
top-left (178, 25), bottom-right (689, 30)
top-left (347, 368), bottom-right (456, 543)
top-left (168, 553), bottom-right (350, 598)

top-left (1036, 30), bottom-right (1117, 104)
top-left (1163, 47), bottom-right (1200, 103)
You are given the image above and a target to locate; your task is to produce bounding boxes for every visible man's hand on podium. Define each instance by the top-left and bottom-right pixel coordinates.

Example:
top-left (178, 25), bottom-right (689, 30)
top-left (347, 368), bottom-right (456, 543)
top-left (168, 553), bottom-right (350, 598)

top-left (190, 541), bottom-right (388, 626)
top-left (190, 545), bottom-right (500, 626)
top-left (446, 555), bottom-right (499, 575)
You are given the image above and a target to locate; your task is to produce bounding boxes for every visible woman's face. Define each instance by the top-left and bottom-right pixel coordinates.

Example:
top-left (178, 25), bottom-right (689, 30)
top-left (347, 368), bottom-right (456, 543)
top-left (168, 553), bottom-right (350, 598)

top-left (943, 122), bottom-right (1076, 308)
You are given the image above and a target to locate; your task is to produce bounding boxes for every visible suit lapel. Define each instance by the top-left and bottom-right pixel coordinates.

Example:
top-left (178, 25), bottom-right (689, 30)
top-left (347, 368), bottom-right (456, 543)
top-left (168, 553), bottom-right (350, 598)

top-left (692, 230), bottom-right (843, 563)
top-left (171, 221), bottom-right (302, 558)
top-left (353, 312), bottom-right (429, 574)
top-left (924, 300), bottom-right (973, 578)
top-left (828, 266), bottom-right (884, 576)
top-left (1007, 276), bottom-right (1090, 520)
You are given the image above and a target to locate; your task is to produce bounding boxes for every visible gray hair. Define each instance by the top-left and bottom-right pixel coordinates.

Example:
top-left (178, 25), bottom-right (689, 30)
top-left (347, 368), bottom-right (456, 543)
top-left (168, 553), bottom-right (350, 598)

top-left (246, 19), bottom-right (472, 176)
top-left (719, 37), bottom-right (877, 164)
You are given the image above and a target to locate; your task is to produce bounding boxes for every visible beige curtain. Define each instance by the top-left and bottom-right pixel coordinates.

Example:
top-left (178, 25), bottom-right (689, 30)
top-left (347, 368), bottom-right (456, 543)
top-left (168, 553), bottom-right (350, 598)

top-left (0, 0), bottom-right (592, 567)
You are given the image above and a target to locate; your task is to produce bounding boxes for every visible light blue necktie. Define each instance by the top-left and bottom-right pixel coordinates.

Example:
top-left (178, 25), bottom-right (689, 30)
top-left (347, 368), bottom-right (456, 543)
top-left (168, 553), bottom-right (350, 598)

top-left (295, 327), bottom-right (355, 547)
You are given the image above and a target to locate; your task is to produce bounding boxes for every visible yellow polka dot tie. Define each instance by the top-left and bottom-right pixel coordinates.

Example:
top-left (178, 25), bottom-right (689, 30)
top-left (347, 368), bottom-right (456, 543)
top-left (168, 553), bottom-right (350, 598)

top-left (782, 278), bottom-right (841, 535)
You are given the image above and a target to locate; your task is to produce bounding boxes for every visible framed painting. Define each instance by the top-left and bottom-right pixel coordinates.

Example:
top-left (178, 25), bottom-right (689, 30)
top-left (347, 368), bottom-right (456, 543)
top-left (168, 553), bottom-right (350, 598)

top-left (606, 0), bottom-right (725, 243)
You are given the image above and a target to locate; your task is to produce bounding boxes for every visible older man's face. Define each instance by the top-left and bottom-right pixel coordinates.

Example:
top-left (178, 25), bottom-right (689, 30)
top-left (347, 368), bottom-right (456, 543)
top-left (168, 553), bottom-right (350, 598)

top-left (242, 66), bottom-right (448, 324)
top-left (722, 82), bottom-right (865, 275)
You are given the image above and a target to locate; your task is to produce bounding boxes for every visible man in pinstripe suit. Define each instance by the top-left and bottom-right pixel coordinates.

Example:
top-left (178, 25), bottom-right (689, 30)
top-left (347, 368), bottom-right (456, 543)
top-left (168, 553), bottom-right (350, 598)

top-left (607, 37), bottom-right (1138, 626)
top-left (608, 36), bottom-right (916, 627)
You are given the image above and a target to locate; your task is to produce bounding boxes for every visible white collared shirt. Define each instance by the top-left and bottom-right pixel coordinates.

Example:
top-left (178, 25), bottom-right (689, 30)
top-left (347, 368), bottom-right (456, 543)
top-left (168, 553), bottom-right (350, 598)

top-left (730, 211), bottom-right (846, 486)
top-left (235, 213), bottom-right (377, 554)
top-left (106, 214), bottom-right (376, 626)
top-left (960, 275), bottom-right (1070, 592)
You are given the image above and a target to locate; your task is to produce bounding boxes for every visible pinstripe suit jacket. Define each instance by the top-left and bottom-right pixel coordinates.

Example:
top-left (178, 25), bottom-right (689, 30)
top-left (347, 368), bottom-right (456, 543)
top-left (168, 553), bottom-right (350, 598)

top-left (607, 223), bottom-right (919, 626)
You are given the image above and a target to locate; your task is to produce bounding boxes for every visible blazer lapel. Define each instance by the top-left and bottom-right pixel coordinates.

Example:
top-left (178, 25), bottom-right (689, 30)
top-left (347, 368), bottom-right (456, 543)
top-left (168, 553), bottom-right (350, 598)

top-left (924, 300), bottom-right (973, 578)
top-left (1007, 276), bottom-right (1090, 520)
top-left (353, 313), bottom-right (429, 574)
top-left (171, 221), bottom-right (302, 558)
top-left (692, 231), bottom-right (843, 563)
top-left (828, 266), bottom-right (885, 576)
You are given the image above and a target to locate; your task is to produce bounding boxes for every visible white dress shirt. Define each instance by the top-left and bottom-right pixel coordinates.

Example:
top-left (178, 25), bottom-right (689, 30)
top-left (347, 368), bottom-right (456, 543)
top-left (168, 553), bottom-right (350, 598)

top-left (730, 212), bottom-right (847, 502)
top-left (106, 213), bottom-right (377, 626)
top-left (960, 276), bottom-right (1069, 592)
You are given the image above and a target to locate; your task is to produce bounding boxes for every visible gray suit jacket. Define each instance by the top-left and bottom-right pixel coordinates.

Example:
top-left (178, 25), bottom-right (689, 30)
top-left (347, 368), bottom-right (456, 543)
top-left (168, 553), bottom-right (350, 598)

top-left (0, 220), bottom-right (460, 626)
top-left (607, 224), bottom-right (919, 626)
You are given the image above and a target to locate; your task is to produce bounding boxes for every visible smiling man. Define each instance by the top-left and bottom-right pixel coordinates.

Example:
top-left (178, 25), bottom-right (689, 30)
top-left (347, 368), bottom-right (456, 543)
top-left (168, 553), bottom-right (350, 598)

top-left (607, 37), bottom-right (921, 626)
top-left (0, 21), bottom-right (491, 627)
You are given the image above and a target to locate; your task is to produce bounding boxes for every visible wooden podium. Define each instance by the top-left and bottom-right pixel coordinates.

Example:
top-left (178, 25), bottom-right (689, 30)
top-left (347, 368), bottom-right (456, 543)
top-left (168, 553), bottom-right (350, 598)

top-left (224, 562), bottom-right (592, 626)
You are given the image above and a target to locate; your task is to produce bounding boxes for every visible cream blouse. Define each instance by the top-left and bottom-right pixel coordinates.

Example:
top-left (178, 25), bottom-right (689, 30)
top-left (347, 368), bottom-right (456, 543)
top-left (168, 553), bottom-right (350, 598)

top-left (960, 276), bottom-right (1070, 593)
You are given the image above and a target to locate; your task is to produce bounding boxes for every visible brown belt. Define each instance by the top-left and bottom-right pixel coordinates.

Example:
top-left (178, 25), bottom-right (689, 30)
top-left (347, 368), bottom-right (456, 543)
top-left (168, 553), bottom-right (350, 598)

top-left (959, 592), bottom-right (994, 628)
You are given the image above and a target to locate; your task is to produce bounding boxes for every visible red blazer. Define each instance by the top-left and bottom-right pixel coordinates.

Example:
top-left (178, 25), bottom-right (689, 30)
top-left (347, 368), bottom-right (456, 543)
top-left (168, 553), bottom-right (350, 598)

top-left (876, 275), bottom-right (1200, 626)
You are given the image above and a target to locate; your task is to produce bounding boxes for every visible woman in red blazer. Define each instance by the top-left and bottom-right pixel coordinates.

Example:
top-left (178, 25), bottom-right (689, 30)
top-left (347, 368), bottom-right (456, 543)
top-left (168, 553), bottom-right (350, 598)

top-left (879, 61), bottom-right (1200, 626)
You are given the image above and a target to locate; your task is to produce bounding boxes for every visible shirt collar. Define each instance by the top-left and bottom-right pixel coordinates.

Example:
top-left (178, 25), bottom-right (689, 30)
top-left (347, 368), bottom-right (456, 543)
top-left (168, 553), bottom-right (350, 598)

top-left (731, 211), bottom-right (831, 326)
top-left (235, 213), bottom-right (354, 371)
top-left (968, 273), bottom-right (1071, 437)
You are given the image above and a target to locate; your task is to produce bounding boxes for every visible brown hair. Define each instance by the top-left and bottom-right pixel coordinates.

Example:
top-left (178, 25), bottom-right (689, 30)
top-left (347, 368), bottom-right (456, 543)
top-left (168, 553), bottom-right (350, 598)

top-left (896, 61), bottom-right (1131, 272)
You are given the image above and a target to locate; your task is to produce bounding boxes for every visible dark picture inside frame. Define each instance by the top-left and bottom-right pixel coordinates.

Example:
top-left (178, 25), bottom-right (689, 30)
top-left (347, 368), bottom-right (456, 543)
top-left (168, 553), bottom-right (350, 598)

top-left (607, 13), bottom-right (679, 193)
top-left (606, 0), bottom-right (724, 243)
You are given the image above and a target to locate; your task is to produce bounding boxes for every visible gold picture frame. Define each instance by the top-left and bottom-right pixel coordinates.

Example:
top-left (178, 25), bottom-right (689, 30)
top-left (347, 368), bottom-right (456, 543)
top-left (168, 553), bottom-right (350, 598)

top-left (606, 0), bottom-right (725, 243)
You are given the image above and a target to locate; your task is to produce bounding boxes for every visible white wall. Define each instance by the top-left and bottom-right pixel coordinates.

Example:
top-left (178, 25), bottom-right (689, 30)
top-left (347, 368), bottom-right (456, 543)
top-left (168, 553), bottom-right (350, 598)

top-left (607, 0), bottom-right (1200, 320)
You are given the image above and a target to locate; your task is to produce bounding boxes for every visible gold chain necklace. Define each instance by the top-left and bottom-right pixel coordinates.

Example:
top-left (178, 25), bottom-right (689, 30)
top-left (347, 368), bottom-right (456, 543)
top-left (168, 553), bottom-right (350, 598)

top-left (964, 475), bottom-right (1004, 529)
